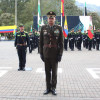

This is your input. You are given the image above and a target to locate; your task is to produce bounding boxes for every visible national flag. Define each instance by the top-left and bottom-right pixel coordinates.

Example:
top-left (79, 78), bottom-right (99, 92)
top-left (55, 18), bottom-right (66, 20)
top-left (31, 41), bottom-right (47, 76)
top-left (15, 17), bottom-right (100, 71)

top-left (0, 25), bottom-right (17, 33)
top-left (88, 25), bottom-right (94, 39)
top-left (30, 25), bottom-right (33, 32)
top-left (13, 25), bottom-right (17, 36)
top-left (61, 0), bottom-right (64, 16)
top-left (88, 17), bottom-right (94, 39)
top-left (84, 2), bottom-right (87, 16)
top-left (38, 0), bottom-right (41, 31)
top-left (63, 16), bottom-right (68, 38)
top-left (61, 0), bottom-right (64, 26)
top-left (13, 29), bottom-right (16, 36)
top-left (41, 17), bottom-right (44, 26)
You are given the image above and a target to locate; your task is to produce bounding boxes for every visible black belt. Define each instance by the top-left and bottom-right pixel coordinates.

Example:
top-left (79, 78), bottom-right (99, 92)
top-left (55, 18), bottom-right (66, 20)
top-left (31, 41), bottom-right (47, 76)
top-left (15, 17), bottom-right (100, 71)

top-left (44, 44), bottom-right (57, 48)
top-left (17, 43), bottom-right (26, 46)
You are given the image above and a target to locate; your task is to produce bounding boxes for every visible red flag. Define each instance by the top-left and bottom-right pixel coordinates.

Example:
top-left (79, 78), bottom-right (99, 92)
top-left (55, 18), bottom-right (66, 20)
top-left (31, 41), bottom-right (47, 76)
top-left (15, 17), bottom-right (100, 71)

top-left (88, 17), bottom-right (94, 39)
top-left (88, 30), bottom-right (93, 39)
top-left (88, 25), bottom-right (94, 39)
top-left (61, 0), bottom-right (64, 16)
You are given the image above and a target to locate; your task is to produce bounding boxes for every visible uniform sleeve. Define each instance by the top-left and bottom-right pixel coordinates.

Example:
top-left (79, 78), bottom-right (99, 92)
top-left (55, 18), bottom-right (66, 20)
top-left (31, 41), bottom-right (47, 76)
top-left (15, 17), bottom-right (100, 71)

top-left (39, 26), bottom-right (44, 55)
top-left (14, 33), bottom-right (17, 47)
top-left (58, 26), bottom-right (63, 56)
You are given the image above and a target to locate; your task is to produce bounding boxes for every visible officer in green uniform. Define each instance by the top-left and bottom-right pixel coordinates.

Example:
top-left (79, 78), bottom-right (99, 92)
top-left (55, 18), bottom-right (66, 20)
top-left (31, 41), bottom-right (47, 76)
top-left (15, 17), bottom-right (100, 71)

top-left (95, 28), bottom-right (100, 50)
top-left (39, 11), bottom-right (63, 95)
top-left (68, 28), bottom-right (75, 51)
top-left (29, 31), bottom-right (34, 53)
top-left (92, 30), bottom-right (96, 49)
top-left (77, 29), bottom-right (82, 50)
top-left (15, 24), bottom-right (29, 71)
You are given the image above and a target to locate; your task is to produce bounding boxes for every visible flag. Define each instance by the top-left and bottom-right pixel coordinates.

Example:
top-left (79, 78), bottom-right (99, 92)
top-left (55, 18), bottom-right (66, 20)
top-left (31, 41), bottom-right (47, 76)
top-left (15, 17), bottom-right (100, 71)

top-left (41, 17), bottom-right (44, 26)
top-left (13, 29), bottom-right (16, 35)
top-left (88, 25), bottom-right (94, 39)
top-left (61, 0), bottom-right (64, 16)
top-left (63, 16), bottom-right (68, 38)
top-left (88, 17), bottom-right (94, 39)
top-left (61, 0), bottom-right (64, 26)
top-left (84, 2), bottom-right (87, 16)
top-left (38, 0), bottom-right (41, 31)
top-left (94, 25), bottom-right (95, 30)
top-left (0, 25), bottom-right (17, 33)
top-left (13, 25), bottom-right (17, 36)
top-left (30, 25), bottom-right (33, 32)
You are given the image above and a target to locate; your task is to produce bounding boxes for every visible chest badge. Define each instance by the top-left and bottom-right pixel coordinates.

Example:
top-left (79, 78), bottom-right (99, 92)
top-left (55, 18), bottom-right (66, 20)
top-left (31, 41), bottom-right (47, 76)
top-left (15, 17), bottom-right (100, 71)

top-left (54, 29), bottom-right (59, 34)
top-left (43, 30), bottom-right (47, 35)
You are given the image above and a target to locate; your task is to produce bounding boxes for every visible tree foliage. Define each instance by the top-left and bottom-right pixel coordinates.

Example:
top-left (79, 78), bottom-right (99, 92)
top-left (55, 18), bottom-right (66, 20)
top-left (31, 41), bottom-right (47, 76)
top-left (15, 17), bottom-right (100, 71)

top-left (88, 12), bottom-right (100, 29)
top-left (0, 13), bottom-right (14, 26)
top-left (0, 0), bottom-right (100, 31)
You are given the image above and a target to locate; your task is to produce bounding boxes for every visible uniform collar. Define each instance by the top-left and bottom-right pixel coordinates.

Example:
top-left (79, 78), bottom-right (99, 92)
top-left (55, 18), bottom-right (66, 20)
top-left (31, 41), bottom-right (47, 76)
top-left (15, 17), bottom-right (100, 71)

top-left (20, 31), bottom-right (24, 34)
top-left (48, 24), bottom-right (55, 28)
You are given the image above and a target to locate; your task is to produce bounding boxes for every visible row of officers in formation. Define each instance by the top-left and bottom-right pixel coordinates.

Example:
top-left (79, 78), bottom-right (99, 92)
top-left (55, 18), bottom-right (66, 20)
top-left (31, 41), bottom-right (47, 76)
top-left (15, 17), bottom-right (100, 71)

top-left (15, 26), bottom-right (100, 55)
top-left (27, 28), bottom-right (100, 53)
top-left (64, 28), bottom-right (100, 51)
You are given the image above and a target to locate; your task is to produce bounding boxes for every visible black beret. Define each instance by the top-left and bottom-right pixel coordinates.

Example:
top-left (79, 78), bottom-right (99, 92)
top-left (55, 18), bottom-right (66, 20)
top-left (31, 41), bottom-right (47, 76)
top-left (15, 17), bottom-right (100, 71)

top-left (47, 11), bottom-right (56, 18)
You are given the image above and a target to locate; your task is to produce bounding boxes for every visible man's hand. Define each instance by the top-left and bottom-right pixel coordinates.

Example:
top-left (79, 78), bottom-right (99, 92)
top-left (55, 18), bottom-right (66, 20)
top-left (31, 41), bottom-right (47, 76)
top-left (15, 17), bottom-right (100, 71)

top-left (57, 55), bottom-right (62, 62)
top-left (16, 46), bottom-right (17, 49)
top-left (40, 54), bottom-right (44, 62)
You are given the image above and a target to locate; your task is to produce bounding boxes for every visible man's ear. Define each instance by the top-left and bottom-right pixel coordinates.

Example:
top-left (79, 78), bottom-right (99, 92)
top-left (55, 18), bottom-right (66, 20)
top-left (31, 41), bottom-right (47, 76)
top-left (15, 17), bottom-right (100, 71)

top-left (54, 18), bottom-right (56, 21)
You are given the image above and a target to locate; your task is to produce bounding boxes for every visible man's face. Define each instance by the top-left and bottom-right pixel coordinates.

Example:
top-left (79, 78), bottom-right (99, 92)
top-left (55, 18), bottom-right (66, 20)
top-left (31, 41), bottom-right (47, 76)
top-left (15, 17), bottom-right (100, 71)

top-left (48, 17), bottom-right (56, 25)
top-left (79, 30), bottom-right (81, 32)
top-left (72, 29), bottom-right (74, 32)
top-left (98, 29), bottom-right (100, 32)
top-left (29, 33), bottom-right (32, 35)
top-left (19, 26), bottom-right (24, 32)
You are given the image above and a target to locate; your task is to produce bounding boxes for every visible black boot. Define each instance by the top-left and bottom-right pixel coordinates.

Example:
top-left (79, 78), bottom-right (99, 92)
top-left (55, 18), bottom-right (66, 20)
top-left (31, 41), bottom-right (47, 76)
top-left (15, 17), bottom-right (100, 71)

top-left (51, 89), bottom-right (57, 95)
top-left (43, 89), bottom-right (51, 95)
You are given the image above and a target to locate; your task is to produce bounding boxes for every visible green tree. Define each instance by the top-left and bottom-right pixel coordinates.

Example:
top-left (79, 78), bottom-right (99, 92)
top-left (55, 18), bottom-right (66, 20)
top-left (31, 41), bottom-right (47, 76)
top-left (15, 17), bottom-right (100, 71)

top-left (64, 0), bottom-right (82, 16)
top-left (88, 12), bottom-right (100, 29)
top-left (0, 13), bottom-right (14, 26)
top-left (0, 0), bottom-right (100, 31)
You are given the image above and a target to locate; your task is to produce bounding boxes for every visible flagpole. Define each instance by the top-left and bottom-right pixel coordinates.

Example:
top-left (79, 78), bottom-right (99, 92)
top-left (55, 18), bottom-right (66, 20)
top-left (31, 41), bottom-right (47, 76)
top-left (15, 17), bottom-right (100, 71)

top-left (61, 0), bottom-right (64, 27)
top-left (38, 0), bottom-right (39, 31)
top-left (84, 2), bottom-right (87, 16)
top-left (61, 0), bottom-right (62, 26)
top-left (61, 14), bottom-right (62, 27)
top-left (15, 0), bottom-right (17, 26)
top-left (38, 0), bottom-right (41, 31)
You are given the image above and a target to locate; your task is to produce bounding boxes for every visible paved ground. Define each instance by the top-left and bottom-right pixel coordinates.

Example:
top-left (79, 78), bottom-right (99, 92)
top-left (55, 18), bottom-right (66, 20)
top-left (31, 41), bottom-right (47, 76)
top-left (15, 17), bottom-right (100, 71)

top-left (0, 41), bottom-right (100, 100)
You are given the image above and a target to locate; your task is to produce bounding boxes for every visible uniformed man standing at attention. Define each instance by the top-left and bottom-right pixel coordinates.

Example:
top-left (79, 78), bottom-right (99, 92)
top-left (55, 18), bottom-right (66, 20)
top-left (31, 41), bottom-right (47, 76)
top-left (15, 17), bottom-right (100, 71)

top-left (77, 29), bottom-right (82, 50)
top-left (39, 11), bottom-right (63, 95)
top-left (95, 28), bottom-right (100, 50)
top-left (68, 28), bottom-right (75, 51)
top-left (29, 31), bottom-right (34, 53)
top-left (15, 24), bottom-right (30, 71)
